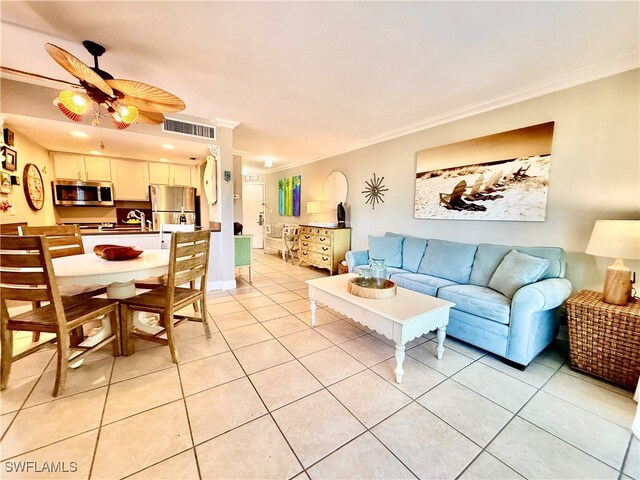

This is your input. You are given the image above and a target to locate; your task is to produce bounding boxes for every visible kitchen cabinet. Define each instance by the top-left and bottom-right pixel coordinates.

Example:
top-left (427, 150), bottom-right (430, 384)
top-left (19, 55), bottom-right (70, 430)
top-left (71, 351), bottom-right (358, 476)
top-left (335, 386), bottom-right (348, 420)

top-left (298, 226), bottom-right (351, 275)
top-left (84, 156), bottom-right (112, 182)
top-left (53, 154), bottom-right (111, 182)
top-left (111, 159), bottom-right (149, 200)
top-left (149, 162), bottom-right (192, 186)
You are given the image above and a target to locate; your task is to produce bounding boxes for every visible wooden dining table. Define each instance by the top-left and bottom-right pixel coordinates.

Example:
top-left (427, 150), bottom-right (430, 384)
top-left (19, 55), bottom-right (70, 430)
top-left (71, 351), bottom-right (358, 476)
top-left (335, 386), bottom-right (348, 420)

top-left (52, 249), bottom-right (171, 349)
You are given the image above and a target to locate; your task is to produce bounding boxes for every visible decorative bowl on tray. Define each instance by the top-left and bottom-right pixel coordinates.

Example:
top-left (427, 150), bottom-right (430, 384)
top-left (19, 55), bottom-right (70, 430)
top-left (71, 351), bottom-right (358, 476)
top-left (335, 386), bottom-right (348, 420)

top-left (347, 277), bottom-right (397, 299)
top-left (93, 244), bottom-right (143, 261)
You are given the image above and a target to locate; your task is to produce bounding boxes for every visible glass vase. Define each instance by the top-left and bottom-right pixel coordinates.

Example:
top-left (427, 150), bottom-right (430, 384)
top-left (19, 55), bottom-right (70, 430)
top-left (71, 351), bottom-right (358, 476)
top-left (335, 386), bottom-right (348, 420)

top-left (369, 258), bottom-right (387, 287)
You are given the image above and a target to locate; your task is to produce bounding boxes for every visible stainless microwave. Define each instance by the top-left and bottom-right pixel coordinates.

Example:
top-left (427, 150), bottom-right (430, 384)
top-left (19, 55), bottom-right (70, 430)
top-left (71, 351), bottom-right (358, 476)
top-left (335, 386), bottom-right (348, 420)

top-left (52, 180), bottom-right (114, 206)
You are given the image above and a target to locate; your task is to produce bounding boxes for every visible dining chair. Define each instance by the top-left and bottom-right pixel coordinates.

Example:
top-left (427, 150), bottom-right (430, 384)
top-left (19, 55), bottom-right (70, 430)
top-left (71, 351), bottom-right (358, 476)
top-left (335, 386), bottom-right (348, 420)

top-left (0, 234), bottom-right (121, 397)
top-left (21, 225), bottom-right (108, 342)
top-left (120, 229), bottom-right (211, 362)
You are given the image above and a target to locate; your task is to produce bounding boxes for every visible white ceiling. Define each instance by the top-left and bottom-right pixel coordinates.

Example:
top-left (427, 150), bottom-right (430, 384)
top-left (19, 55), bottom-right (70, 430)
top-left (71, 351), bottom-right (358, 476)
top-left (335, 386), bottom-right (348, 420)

top-left (1, 1), bottom-right (638, 172)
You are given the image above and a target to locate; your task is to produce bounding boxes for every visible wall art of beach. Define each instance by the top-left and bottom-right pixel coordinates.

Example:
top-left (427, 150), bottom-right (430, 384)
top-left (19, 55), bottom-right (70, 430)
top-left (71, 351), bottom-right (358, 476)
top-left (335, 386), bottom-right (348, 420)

top-left (414, 122), bottom-right (554, 222)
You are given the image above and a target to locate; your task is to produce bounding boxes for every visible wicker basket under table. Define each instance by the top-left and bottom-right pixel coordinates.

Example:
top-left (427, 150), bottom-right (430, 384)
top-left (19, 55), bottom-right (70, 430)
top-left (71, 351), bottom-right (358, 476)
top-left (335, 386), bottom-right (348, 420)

top-left (566, 290), bottom-right (640, 390)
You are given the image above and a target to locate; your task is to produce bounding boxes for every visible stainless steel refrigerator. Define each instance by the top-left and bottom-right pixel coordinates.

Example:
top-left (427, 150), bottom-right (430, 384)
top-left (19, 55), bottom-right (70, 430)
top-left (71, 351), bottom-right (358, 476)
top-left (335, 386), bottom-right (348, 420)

top-left (149, 185), bottom-right (196, 230)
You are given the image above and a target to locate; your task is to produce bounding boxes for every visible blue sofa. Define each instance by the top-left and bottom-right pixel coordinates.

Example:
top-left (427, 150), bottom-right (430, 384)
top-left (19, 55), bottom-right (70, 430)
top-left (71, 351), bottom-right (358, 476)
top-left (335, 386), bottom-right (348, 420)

top-left (346, 233), bottom-right (572, 366)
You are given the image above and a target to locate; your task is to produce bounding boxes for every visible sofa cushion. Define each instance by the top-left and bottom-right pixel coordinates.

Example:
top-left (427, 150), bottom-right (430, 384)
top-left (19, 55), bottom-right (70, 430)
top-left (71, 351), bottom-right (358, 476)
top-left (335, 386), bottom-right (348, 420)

top-left (418, 239), bottom-right (477, 284)
top-left (369, 235), bottom-right (403, 268)
top-left (437, 284), bottom-right (511, 324)
top-left (488, 250), bottom-right (550, 298)
top-left (470, 244), bottom-right (565, 286)
top-left (391, 273), bottom-right (457, 297)
top-left (385, 233), bottom-right (428, 273)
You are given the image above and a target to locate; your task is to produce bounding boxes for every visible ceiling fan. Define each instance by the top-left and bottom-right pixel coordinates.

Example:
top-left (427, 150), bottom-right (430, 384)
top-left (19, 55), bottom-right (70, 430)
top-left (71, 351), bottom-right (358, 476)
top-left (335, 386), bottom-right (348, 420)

top-left (2, 40), bottom-right (185, 129)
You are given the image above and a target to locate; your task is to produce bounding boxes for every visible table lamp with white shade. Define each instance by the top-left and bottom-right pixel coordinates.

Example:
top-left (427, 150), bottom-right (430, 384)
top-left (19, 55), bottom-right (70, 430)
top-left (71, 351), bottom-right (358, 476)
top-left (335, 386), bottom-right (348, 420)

top-left (307, 201), bottom-right (321, 224)
top-left (585, 220), bottom-right (640, 305)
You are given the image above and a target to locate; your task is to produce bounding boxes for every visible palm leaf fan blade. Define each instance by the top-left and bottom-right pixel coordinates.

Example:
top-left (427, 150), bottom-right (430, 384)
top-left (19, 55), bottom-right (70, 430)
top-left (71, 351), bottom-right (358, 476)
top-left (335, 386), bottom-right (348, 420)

top-left (137, 110), bottom-right (165, 125)
top-left (44, 43), bottom-right (113, 96)
top-left (106, 79), bottom-right (185, 113)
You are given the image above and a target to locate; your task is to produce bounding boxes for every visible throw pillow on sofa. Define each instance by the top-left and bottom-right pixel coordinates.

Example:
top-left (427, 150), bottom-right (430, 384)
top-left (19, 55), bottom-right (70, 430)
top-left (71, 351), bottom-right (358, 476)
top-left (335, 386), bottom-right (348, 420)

top-left (368, 235), bottom-right (404, 268)
top-left (488, 249), bottom-right (550, 298)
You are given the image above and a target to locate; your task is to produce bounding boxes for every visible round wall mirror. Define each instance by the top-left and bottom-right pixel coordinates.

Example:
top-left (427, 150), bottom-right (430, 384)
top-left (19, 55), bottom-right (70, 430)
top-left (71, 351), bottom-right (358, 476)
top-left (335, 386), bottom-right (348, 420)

top-left (324, 171), bottom-right (348, 207)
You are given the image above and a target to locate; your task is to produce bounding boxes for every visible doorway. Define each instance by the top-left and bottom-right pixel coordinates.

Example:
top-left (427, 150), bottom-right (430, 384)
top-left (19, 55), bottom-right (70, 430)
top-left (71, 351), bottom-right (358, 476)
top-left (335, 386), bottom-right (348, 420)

top-left (242, 183), bottom-right (265, 249)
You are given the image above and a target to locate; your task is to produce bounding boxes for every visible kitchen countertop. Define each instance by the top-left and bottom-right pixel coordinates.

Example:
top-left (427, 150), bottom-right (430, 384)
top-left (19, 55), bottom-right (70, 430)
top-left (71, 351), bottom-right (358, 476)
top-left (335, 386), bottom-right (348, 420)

top-left (81, 228), bottom-right (160, 235)
top-left (81, 226), bottom-right (222, 235)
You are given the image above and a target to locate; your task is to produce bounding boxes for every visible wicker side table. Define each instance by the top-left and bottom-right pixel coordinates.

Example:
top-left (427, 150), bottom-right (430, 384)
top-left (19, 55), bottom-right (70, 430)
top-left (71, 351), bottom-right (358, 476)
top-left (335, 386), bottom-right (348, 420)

top-left (566, 290), bottom-right (640, 390)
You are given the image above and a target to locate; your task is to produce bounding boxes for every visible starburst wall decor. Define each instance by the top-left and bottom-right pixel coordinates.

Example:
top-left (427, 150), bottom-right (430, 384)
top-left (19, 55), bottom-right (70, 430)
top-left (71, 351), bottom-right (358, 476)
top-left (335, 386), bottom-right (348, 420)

top-left (362, 173), bottom-right (388, 210)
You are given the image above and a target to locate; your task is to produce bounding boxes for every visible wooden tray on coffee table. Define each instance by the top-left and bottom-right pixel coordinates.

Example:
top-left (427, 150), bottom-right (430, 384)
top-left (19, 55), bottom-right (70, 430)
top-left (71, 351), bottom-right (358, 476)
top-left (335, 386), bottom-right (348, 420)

top-left (347, 277), bottom-right (397, 299)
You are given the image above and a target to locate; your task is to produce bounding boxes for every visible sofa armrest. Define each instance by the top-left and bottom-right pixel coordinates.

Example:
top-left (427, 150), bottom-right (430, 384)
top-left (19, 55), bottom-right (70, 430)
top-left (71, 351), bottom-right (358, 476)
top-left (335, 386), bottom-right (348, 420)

top-left (512, 278), bottom-right (573, 313)
top-left (346, 250), bottom-right (369, 273)
top-left (507, 278), bottom-right (572, 365)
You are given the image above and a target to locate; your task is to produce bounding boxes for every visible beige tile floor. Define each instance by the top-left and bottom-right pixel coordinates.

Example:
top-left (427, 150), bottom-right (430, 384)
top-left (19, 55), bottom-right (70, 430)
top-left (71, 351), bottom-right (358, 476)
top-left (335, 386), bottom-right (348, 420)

top-left (1, 252), bottom-right (638, 479)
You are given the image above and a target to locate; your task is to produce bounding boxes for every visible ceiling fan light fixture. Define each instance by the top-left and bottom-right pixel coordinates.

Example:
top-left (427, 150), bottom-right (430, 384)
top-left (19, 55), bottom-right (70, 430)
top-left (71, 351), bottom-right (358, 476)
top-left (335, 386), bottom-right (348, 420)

top-left (119, 105), bottom-right (139, 124)
top-left (58, 90), bottom-right (88, 114)
top-left (55, 99), bottom-right (83, 122)
top-left (111, 119), bottom-right (130, 130)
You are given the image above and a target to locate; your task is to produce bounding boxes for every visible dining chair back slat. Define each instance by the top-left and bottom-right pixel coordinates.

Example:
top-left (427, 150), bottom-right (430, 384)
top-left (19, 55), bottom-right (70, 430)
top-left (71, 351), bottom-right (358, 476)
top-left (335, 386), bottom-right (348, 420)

top-left (174, 241), bottom-right (208, 258)
top-left (1, 288), bottom-right (50, 302)
top-left (2, 235), bottom-right (42, 249)
top-left (1, 270), bottom-right (49, 286)
top-left (0, 253), bottom-right (44, 268)
top-left (0, 222), bottom-right (28, 236)
top-left (173, 268), bottom-right (204, 287)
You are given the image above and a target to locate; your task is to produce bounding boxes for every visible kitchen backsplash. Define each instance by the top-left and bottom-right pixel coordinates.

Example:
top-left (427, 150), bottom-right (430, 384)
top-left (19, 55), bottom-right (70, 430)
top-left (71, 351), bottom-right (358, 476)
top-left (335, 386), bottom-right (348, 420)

top-left (55, 200), bottom-right (151, 225)
top-left (116, 207), bottom-right (152, 226)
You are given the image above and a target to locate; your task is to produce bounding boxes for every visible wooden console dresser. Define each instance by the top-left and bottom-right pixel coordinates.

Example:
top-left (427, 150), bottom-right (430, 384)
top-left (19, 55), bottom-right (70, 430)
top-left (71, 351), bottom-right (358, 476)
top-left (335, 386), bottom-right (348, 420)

top-left (298, 225), bottom-right (351, 275)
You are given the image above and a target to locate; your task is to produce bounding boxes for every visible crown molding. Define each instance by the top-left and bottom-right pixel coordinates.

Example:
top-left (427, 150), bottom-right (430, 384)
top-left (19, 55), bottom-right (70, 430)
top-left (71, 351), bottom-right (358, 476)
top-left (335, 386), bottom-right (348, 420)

top-left (265, 53), bottom-right (639, 175)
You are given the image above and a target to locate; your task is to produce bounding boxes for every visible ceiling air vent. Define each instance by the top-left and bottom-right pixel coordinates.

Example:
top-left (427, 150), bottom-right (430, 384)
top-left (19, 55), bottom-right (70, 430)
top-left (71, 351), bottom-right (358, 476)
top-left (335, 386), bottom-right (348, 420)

top-left (163, 118), bottom-right (216, 140)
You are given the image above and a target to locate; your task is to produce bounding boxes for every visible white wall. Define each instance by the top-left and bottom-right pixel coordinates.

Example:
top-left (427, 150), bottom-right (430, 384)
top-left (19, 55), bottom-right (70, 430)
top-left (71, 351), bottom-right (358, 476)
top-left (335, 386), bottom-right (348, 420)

top-left (0, 128), bottom-right (56, 226)
top-left (265, 70), bottom-right (640, 292)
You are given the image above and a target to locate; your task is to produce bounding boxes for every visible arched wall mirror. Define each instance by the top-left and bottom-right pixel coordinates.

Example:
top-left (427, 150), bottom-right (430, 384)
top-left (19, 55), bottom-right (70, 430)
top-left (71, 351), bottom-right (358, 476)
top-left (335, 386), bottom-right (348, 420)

top-left (324, 171), bottom-right (348, 207)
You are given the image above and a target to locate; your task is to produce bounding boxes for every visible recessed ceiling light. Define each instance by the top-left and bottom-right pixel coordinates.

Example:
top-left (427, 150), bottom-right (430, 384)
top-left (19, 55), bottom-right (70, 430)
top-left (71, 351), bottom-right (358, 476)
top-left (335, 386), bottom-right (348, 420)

top-left (263, 158), bottom-right (273, 168)
top-left (70, 130), bottom-right (88, 138)
top-left (161, 143), bottom-right (175, 149)
top-left (158, 158), bottom-right (169, 162)
top-left (88, 150), bottom-right (102, 155)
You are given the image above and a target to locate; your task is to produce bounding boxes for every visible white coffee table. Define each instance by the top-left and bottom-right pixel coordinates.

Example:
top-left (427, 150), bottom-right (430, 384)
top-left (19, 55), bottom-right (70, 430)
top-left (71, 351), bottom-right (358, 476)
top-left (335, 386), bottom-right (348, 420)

top-left (306, 274), bottom-right (455, 383)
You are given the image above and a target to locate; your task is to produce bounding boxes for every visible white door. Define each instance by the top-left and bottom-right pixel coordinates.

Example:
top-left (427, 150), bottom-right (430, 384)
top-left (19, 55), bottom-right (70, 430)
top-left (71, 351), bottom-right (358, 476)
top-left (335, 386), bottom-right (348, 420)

top-left (242, 183), bottom-right (265, 248)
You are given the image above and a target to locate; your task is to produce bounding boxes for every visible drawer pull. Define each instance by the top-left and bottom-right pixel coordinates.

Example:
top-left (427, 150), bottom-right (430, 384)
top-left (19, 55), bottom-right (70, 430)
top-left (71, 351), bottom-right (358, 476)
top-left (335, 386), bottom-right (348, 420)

top-left (322, 247), bottom-right (329, 252)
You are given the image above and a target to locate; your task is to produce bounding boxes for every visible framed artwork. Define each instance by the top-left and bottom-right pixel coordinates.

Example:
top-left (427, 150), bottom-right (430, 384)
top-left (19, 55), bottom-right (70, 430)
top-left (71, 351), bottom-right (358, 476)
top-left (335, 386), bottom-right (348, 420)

top-left (414, 122), bottom-right (555, 222)
top-left (2, 146), bottom-right (17, 172)
top-left (1, 171), bottom-right (12, 194)
top-left (278, 175), bottom-right (301, 216)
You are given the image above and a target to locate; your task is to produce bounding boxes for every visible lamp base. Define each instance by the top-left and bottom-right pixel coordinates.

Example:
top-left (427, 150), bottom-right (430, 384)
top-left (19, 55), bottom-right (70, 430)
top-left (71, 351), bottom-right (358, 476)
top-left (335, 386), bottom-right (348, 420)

top-left (602, 258), bottom-right (631, 306)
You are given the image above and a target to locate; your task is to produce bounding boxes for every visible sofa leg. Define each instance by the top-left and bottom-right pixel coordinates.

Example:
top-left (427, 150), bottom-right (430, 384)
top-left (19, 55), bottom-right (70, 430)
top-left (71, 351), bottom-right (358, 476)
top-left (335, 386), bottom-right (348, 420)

top-left (501, 358), bottom-right (527, 371)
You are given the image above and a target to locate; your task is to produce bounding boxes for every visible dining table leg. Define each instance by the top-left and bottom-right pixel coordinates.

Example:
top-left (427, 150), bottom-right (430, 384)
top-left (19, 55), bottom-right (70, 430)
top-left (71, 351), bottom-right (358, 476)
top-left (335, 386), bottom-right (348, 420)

top-left (77, 280), bottom-right (163, 352)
